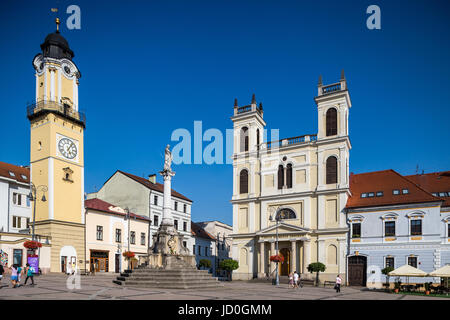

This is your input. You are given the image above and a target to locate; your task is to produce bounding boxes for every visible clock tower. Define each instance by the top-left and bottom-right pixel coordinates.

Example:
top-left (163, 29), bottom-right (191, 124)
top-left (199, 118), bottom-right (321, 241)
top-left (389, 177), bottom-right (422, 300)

top-left (27, 19), bottom-right (85, 273)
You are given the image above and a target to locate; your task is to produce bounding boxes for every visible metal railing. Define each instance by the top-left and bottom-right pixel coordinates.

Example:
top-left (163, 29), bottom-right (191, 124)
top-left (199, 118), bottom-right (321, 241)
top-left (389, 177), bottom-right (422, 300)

top-left (236, 104), bottom-right (263, 115)
top-left (27, 100), bottom-right (86, 126)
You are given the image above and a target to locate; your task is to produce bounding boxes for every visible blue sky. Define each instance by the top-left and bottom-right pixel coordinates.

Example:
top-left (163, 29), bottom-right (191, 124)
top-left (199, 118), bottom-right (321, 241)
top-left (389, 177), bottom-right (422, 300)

top-left (1, 0), bottom-right (449, 225)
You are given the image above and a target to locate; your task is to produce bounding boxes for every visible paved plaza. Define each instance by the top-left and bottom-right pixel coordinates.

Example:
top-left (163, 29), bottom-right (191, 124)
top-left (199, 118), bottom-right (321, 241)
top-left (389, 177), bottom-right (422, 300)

top-left (0, 274), bottom-right (447, 300)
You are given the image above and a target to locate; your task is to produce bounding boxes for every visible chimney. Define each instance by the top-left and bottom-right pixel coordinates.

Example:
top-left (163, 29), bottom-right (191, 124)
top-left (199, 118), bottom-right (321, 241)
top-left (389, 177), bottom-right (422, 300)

top-left (148, 174), bottom-right (156, 184)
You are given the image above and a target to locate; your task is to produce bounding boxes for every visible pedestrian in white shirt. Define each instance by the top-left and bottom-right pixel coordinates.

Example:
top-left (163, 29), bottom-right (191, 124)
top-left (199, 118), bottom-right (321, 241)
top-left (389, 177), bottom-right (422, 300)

top-left (293, 271), bottom-right (299, 289)
top-left (335, 274), bottom-right (342, 293)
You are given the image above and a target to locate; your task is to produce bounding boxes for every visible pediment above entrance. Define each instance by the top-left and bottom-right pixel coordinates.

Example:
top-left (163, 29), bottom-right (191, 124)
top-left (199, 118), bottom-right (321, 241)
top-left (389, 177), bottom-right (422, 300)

top-left (256, 222), bottom-right (311, 237)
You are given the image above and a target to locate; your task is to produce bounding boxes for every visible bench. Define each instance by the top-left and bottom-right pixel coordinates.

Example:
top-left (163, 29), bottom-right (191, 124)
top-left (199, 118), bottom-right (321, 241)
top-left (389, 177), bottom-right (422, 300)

top-left (299, 279), bottom-right (315, 286)
top-left (323, 281), bottom-right (335, 287)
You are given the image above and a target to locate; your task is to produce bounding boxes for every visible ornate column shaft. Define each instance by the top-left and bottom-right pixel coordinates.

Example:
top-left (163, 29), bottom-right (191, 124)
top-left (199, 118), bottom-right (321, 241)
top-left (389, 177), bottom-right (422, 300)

top-left (303, 240), bottom-right (311, 274)
top-left (160, 170), bottom-right (175, 226)
top-left (260, 241), bottom-right (265, 276)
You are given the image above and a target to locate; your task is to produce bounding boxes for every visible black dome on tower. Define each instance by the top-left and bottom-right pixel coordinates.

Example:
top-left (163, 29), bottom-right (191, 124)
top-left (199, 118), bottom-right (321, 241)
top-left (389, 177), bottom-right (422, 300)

top-left (40, 30), bottom-right (74, 60)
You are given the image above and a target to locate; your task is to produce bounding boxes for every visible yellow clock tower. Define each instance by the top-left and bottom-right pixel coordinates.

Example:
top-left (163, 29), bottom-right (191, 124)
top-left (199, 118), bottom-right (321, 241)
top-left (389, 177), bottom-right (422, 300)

top-left (27, 19), bottom-right (85, 273)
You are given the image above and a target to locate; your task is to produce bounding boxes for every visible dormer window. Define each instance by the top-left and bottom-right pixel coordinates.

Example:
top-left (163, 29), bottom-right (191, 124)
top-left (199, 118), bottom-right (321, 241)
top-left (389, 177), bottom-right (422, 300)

top-left (376, 191), bottom-right (383, 197)
top-left (361, 193), bottom-right (367, 198)
top-left (393, 189), bottom-right (400, 195)
top-left (9, 171), bottom-right (15, 177)
top-left (367, 192), bottom-right (374, 198)
top-left (402, 189), bottom-right (409, 194)
top-left (21, 175), bottom-right (27, 180)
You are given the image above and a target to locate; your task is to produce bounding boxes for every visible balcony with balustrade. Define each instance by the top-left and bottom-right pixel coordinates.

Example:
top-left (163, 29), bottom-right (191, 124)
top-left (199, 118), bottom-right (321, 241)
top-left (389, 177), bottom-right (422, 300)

top-left (27, 100), bottom-right (86, 127)
top-left (261, 134), bottom-right (317, 150)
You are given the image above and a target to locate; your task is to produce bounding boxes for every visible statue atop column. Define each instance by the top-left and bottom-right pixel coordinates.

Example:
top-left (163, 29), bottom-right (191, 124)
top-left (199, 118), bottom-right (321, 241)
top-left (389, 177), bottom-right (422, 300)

top-left (163, 144), bottom-right (173, 172)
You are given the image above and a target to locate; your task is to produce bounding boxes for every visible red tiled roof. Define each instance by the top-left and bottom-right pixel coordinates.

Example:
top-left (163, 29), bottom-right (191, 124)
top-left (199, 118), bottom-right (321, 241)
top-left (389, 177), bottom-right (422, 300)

top-left (85, 198), bottom-right (150, 221)
top-left (405, 171), bottom-right (450, 207)
top-left (0, 161), bottom-right (30, 184)
top-left (191, 222), bottom-right (215, 240)
top-left (346, 169), bottom-right (442, 209)
top-left (117, 171), bottom-right (192, 202)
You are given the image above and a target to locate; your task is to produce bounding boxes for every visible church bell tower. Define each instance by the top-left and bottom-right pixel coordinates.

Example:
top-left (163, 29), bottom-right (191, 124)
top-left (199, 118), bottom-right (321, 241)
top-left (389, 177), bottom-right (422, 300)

top-left (27, 18), bottom-right (85, 273)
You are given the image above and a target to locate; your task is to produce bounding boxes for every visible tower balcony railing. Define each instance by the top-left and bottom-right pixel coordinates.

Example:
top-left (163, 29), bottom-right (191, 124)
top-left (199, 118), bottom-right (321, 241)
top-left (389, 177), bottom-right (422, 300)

top-left (27, 100), bottom-right (86, 127)
top-left (235, 104), bottom-right (263, 116)
top-left (321, 82), bottom-right (341, 95)
top-left (264, 134), bottom-right (317, 149)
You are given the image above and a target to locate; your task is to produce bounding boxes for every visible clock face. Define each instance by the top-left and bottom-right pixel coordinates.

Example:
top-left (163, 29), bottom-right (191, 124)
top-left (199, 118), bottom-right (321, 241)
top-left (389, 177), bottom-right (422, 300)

top-left (58, 138), bottom-right (77, 159)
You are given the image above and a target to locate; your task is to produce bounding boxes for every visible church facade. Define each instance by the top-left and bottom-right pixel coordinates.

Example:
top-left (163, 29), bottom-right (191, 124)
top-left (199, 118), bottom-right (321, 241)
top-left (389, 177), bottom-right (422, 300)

top-left (230, 73), bottom-right (351, 281)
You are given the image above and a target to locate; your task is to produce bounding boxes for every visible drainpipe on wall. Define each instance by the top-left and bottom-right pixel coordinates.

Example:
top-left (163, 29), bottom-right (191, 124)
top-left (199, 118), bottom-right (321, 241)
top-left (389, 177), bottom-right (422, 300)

top-left (84, 208), bottom-right (87, 274)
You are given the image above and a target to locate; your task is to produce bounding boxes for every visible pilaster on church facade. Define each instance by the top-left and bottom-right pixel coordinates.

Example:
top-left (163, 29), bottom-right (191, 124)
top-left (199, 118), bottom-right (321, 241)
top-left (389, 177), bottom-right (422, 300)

top-left (230, 73), bottom-right (352, 282)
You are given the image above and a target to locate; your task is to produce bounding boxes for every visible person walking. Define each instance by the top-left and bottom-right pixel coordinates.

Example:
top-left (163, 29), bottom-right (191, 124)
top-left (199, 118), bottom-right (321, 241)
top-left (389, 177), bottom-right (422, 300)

top-left (24, 263), bottom-right (35, 286)
top-left (17, 265), bottom-right (23, 285)
top-left (335, 274), bottom-right (342, 293)
top-left (10, 264), bottom-right (19, 288)
top-left (293, 271), bottom-right (299, 289)
top-left (0, 263), bottom-right (4, 288)
top-left (288, 272), bottom-right (294, 288)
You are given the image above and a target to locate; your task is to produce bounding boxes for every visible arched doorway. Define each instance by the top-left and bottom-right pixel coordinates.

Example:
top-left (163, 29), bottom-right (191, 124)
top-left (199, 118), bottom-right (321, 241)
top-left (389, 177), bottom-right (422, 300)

top-left (348, 255), bottom-right (367, 286)
top-left (60, 246), bottom-right (77, 274)
top-left (279, 248), bottom-right (291, 276)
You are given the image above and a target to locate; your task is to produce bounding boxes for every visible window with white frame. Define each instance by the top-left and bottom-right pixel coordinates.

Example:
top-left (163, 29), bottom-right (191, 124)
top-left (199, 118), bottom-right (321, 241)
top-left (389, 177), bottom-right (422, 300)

top-left (96, 225), bottom-right (103, 240)
top-left (408, 256), bottom-right (417, 268)
top-left (385, 257), bottom-right (395, 268)
top-left (385, 221), bottom-right (396, 237)
top-left (410, 219), bottom-right (422, 236)
top-left (141, 232), bottom-right (146, 245)
top-left (12, 216), bottom-right (21, 228)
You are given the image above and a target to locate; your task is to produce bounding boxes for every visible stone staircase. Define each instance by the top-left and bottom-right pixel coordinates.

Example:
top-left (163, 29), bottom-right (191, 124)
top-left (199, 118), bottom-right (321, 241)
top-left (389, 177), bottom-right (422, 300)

top-left (113, 264), bottom-right (222, 289)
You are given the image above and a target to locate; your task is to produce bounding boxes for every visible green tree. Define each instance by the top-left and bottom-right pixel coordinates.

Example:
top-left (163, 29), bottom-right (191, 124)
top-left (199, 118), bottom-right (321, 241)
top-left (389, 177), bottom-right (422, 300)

top-left (307, 262), bottom-right (326, 286)
top-left (381, 267), bottom-right (394, 290)
top-left (219, 259), bottom-right (239, 281)
top-left (199, 259), bottom-right (211, 270)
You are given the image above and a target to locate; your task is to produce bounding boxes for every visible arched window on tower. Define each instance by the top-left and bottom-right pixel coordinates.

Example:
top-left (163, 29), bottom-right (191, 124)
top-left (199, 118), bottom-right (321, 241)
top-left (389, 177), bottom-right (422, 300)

top-left (286, 163), bottom-right (293, 188)
top-left (239, 169), bottom-right (248, 194)
top-left (326, 108), bottom-right (337, 136)
top-left (240, 127), bottom-right (249, 152)
top-left (277, 165), bottom-right (284, 190)
top-left (326, 156), bottom-right (338, 184)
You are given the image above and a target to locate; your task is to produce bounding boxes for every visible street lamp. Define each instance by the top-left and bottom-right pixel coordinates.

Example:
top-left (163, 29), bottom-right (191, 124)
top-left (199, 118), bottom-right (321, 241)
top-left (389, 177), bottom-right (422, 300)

top-left (269, 208), bottom-right (281, 286)
top-left (28, 182), bottom-right (48, 242)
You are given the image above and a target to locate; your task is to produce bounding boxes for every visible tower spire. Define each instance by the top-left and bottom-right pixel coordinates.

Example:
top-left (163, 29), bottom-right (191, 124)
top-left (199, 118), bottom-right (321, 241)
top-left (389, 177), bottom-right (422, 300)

top-left (318, 74), bottom-right (323, 86)
top-left (234, 98), bottom-right (238, 107)
top-left (251, 93), bottom-right (256, 104)
top-left (340, 69), bottom-right (345, 80)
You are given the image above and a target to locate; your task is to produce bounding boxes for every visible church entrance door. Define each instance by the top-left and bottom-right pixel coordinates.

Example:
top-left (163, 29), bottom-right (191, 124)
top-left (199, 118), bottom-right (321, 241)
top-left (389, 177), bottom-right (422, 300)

top-left (279, 248), bottom-right (290, 276)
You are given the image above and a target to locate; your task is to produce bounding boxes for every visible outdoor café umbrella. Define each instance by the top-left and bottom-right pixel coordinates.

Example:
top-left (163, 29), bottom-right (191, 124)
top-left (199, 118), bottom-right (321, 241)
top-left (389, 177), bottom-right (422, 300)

top-left (428, 265), bottom-right (450, 294)
top-left (388, 264), bottom-right (428, 286)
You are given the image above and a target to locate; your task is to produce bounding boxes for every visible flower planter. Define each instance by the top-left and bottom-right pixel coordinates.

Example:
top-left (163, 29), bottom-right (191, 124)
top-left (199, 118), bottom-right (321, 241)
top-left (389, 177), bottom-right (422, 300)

top-left (394, 288), bottom-right (399, 293)
top-left (425, 290), bottom-right (430, 295)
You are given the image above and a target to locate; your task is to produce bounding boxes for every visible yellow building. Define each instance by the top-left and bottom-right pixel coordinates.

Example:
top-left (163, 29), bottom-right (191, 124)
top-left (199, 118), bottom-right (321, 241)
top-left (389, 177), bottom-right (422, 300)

top-left (27, 20), bottom-right (86, 273)
top-left (230, 72), bottom-right (351, 282)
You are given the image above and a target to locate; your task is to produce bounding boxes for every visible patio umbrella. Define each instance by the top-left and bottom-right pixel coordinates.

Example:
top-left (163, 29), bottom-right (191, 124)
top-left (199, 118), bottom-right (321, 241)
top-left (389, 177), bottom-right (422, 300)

top-left (388, 264), bottom-right (428, 287)
top-left (428, 265), bottom-right (450, 295)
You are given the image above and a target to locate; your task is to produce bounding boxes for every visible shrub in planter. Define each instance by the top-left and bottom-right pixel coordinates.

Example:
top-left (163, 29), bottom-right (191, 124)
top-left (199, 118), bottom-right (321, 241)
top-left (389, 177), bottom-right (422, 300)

top-left (307, 262), bottom-right (326, 286)
top-left (381, 267), bottom-right (394, 291)
top-left (219, 259), bottom-right (239, 281)
top-left (424, 282), bottom-right (431, 295)
top-left (199, 259), bottom-right (211, 270)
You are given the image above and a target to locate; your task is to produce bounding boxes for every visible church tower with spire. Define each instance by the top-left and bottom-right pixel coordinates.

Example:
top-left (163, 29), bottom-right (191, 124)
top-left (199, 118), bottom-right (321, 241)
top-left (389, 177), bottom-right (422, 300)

top-left (27, 18), bottom-right (85, 273)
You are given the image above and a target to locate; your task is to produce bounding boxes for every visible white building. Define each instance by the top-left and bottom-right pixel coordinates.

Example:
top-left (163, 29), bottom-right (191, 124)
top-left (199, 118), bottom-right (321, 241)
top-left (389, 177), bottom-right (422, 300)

top-left (88, 170), bottom-right (194, 253)
top-left (196, 220), bottom-right (233, 277)
top-left (230, 73), bottom-right (351, 281)
top-left (191, 222), bottom-right (216, 274)
top-left (345, 170), bottom-right (450, 287)
top-left (0, 161), bottom-right (32, 234)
